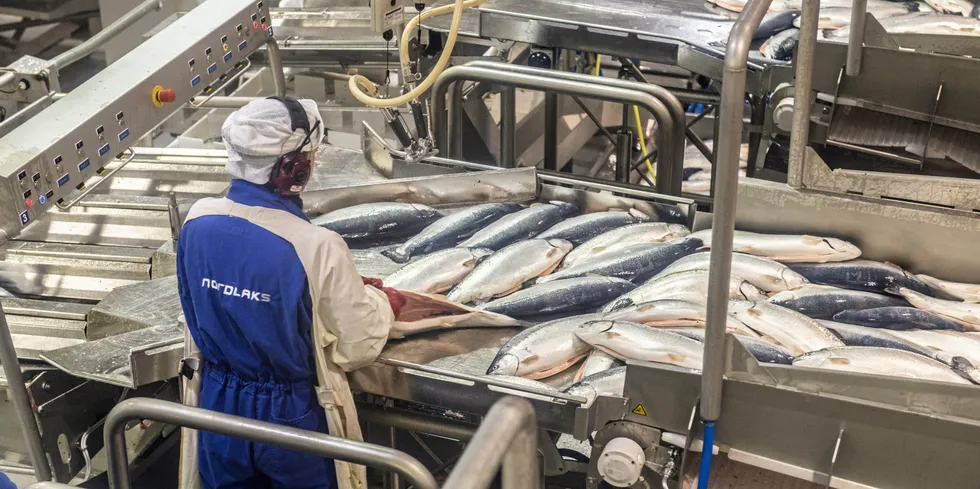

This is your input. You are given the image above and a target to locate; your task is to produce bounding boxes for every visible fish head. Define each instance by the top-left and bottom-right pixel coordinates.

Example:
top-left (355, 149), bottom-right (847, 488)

top-left (781, 268), bottom-right (810, 290)
top-left (628, 208), bottom-right (652, 222)
top-left (551, 201), bottom-right (580, 217)
top-left (739, 282), bottom-right (769, 301)
top-left (603, 297), bottom-right (635, 312)
top-left (469, 248), bottom-right (495, 262)
top-left (823, 238), bottom-right (862, 260)
top-left (486, 353), bottom-right (521, 376)
top-left (546, 239), bottom-right (575, 254)
top-left (575, 320), bottom-right (617, 343)
top-left (726, 300), bottom-right (756, 317)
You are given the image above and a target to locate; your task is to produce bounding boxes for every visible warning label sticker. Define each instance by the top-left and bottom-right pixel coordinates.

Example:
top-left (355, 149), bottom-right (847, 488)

top-left (631, 404), bottom-right (647, 416)
top-left (383, 8), bottom-right (402, 29)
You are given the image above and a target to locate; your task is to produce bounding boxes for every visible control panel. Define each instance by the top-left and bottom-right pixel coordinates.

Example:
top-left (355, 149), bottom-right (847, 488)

top-left (0, 0), bottom-right (272, 238)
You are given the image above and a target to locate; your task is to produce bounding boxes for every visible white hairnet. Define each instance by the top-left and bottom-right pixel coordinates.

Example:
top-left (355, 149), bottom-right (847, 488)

top-left (221, 98), bottom-right (325, 185)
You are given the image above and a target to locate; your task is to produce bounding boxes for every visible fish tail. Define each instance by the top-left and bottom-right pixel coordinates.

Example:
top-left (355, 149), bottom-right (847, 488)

top-left (381, 248), bottom-right (411, 263)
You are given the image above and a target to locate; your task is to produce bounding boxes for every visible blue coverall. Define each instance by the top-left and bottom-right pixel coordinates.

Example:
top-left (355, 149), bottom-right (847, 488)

top-left (176, 180), bottom-right (337, 489)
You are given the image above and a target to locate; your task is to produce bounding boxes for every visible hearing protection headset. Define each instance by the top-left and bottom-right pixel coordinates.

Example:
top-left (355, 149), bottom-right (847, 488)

top-left (265, 96), bottom-right (322, 196)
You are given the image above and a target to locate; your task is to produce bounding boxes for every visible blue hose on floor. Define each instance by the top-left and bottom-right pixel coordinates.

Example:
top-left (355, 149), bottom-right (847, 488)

top-left (697, 421), bottom-right (716, 489)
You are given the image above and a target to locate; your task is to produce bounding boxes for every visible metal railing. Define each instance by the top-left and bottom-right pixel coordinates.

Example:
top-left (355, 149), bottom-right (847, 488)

top-left (442, 396), bottom-right (540, 489)
top-left (430, 64), bottom-right (686, 196)
top-left (104, 398), bottom-right (439, 489)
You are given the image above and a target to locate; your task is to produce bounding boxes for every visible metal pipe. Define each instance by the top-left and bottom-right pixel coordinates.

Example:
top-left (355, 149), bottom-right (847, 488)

top-left (500, 87), bottom-right (517, 168)
top-left (616, 105), bottom-right (632, 183)
top-left (46, 0), bottom-right (164, 72)
top-left (447, 82), bottom-right (463, 159)
top-left (358, 407), bottom-right (476, 441)
top-left (0, 304), bottom-right (52, 481)
top-left (442, 397), bottom-right (539, 489)
top-left (544, 93), bottom-right (559, 171)
top-left (458, 61), bottom-right (686, 195)
top-left (105, 398), bottom-right (438, 489)
top-left (265, 39), bottom-right (287, 97)
top-left (383, 108), bottom-right (415, 148)
top-left (846, 0), bottom-right (868, 76)
top-left (786, 0), bottom-right (820, 187)
top-left (431, 65), bottom-right (682, 195)
top-left (701, 0), bottom-right (774, 428)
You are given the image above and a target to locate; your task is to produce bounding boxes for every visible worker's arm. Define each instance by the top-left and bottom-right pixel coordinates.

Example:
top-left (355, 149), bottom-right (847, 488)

top-left (313, 229), bottom-right (395, 372)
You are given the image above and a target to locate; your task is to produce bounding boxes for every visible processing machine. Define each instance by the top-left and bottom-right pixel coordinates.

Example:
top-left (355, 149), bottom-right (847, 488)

top-left (0, 0), bottom-right (979, 487)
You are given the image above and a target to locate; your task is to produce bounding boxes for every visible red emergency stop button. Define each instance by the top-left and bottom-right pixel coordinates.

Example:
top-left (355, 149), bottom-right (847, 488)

top-left (25, 197), bottom-right (33, 208)
top-left (253, 21), bottom-right (260, 29)
top-left (152, 85), bottom-right (177, 107)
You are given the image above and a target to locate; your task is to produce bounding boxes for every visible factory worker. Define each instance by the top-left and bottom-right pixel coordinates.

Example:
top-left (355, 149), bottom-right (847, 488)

top-left (176, 97), bottom-right (403, 489)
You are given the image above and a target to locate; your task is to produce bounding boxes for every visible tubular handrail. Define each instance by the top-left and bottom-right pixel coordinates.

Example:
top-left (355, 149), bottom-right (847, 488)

top-left (442, 396), bottom-right (540, 489)
top-left (104, 398), bottom-right (438, 489)
top-left (430, 65), bottom-right (684, 196)
top-left (48, 0), bottom-right (164, 72)
top-left (700, 0), bottom-right (774, 427)
top-left (460, 60), bottom-right (687, 195)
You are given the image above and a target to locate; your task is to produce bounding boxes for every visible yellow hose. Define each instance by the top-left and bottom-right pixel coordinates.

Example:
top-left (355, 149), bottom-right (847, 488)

top-left (592, 54), bottom-right (601, 76)
top-left (348, 0), bottom-right (489, 107)
top-left (633, 105), bottom-right (655, 180)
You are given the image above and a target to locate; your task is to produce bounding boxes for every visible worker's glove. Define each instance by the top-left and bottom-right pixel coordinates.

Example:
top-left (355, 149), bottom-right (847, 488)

top-left (361, 276), bottom-right (385, 289)
top-left (379, 287), bottom-right (407, 318)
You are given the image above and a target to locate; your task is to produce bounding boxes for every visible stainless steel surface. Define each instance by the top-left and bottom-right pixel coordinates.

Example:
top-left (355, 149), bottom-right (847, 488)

top-left (461, 61), bottom-right (688, 195)
top-left (0, 304), bottom-right (53, 481)
top-left (430, 64), bottom-right (683, 195)
top-left (733, 177), bottom-right (980, 282)
top-left (0, 0), bottom-right (97, 21)
top-left (46, 0), bottom-right (163, 72)
top-left (358, 406), bottom-right (477, 441)
top-left (701, 0), bottom-right (772, 423)
top-left (303, 167), bottom-right (539, 217)
top-left (0, 0), bottom-right (272, 239)
top-left (105, 398), bottom-right (439, 489)
top-left (786, 0), bottom-right (818, 189)
top-left (500, 87), bottom-right (516, 168)
top-left (442, 396), bottom-right (539, 489)
top-left (56, 148), bottom-right (137, 210)
top-left (845, 4), bottom-right (867, 76)
top-left (625, 338), bottom-right (980, 489)
top-left (265, 39), bottom-right (287, 98)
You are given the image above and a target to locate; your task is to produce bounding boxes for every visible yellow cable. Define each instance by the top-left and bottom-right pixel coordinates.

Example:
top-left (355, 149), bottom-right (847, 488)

top-left (592, 54), bottom-right (601, 76)
top-left (633, 105), bottom-right (655, 180)
top-left (348, 0), bottom-right (489, 107)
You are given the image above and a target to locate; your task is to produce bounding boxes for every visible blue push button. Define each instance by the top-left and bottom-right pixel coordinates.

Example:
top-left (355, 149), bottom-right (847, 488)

top-left (98, 144), bottom-right (110, 157)
top-left (19, 211), bottom-right (29, 226)
top-left (39, 195), bottom-right (46, 206)
top-left (208, 63), bottom-right (217, 74)
top-left (223, 51), bottom-right (233, 63)
top-left (191, 75), bottom-right (202, 87)
top-left (57, 174), bottom-right (70, 187)
top-left (238, 40), bottom-right (247, 51)
top-left (78, 159), bottom-right (90, 172)
top-left (119, 128), bottom-right (130, 141)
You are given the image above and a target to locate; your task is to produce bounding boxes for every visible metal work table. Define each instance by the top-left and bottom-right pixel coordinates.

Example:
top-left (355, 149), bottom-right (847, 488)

top-left (425, 0), bottom-right (789, 87)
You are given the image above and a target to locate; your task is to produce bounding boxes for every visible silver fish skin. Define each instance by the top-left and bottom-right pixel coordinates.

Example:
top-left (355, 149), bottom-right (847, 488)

top-left (656, 251), bottom-right (808, 292)
top-left (830, 12), bottom-right (980, 38)
top-left (818, 319), bottom-right (938, 358)
top-left (447, 239), bottom-right (573, 305)
top-left (791, 260), bottom-right (931, 295)
top-left (791, 3), bottom-right (916, 30)
top-left (832, 307), bottom-right (964, 332)
top-left (761, 27), bottom-right (799, 60)
top-left (890, 329), bottom-right (980, 368)
top-left (661, 328), bottom-right (795, 365)
top-left (381, 203), bottom-right (521, 263)
top-left (564, 366), bottom-right (627, 406)
top-left (384, 248), bottom-right (493, 294)
top-left (768, 284), bottom-right (908, 319)
top-left (459, 201), bottom-right (578, 250)
top-left (603, 270), bottom-right (767, 312)
top-left (561, 223), bottom-right (691, 269)
top-left (311, 202), bottom-right (442, 242)
top-left (892, 287), bottom-right (980, 331)
top-left (575, 320), bottom-right (704, 370)
top-left (536, 209), bottom-right (651, 245)
top-left (691, 230), bottom-right (861, 263)
top-left (793, 346), bottom-right (971, 385)
top-left (486, 314), bottom-right (602, 379)
top-left (916, 274), bottom-right (980, 302)
top-left (728, 300), bottom-right (845, 355)
top-left (573, 350), bottom-right (624, 383)
top-left (483, 375), bottom-right (559, 392)
top-left (602, 299), bottom-right (760, 337)
top-left (539, 237), bottom-right (702, 284)
top-left (478, 277), bottom-right (637, 318)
